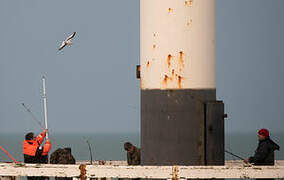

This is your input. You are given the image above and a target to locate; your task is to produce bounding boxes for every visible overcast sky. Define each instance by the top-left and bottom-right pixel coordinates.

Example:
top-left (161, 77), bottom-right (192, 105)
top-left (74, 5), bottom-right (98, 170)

top-left (0, 0), bottom-right (283, 134)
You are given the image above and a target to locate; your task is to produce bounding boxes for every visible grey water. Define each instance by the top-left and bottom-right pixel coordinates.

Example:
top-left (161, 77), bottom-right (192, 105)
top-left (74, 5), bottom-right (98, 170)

top-left (0, 132), bottom-right (283, 163)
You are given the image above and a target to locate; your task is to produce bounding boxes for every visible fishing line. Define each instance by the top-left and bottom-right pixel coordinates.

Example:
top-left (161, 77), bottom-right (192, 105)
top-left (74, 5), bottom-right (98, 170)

top-left (22, 103), bottom-right (45, 129)
top-left (0, 145), bottom-right (19, 163)
top-left (224, 150), bottom-right (245, 160)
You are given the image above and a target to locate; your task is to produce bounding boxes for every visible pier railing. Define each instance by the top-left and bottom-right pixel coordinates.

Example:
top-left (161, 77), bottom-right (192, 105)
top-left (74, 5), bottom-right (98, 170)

top-left (0, 160), bottom-right (284, 179)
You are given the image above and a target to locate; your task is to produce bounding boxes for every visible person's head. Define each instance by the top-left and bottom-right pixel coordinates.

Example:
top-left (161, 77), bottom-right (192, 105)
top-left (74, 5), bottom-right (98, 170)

top-left (124, 142), bottom-right (134, 153)
top-left (25, 132), bottom-right (35, 141)
top-left (258, 128), bottom-right (269, 140)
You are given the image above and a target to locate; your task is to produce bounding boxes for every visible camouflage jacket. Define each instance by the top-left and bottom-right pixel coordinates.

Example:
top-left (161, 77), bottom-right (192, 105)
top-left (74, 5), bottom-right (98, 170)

top-left (127, 146), bottom-right (141, 165)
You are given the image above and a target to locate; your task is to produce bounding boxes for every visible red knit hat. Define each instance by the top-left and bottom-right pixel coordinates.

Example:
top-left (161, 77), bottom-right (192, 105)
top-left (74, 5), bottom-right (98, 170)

top-left (258, 128), bottom-right (269, 137)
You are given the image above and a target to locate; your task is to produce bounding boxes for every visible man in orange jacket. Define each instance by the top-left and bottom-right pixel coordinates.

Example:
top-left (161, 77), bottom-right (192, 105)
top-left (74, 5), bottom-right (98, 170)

top-left (23, 129), bottom-right (52, 164)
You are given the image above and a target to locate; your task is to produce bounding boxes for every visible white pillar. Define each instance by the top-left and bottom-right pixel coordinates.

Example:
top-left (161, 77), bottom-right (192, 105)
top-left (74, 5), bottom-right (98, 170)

top-left (140, 0), bottom-right (216, 90)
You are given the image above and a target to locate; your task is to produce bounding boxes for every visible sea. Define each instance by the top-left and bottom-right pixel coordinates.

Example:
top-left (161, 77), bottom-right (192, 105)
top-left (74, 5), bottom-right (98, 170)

top-left (0, 132), bottom-right (283, 163)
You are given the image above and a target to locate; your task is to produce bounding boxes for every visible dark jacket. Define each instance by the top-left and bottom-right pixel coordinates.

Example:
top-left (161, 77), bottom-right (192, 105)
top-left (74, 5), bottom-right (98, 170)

top-left (127, 146), bottom-right (141, 165)
top-left (50, 148), bottom-right (76, 165)
top-left (249, 138), bottom-right (280, 165)
top-left (24, 148), bottom-right (46, 163)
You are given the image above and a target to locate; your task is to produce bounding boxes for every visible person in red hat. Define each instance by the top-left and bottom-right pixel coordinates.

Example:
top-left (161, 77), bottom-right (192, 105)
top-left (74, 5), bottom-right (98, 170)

top-left (244, 128), bottom-right (280, 165)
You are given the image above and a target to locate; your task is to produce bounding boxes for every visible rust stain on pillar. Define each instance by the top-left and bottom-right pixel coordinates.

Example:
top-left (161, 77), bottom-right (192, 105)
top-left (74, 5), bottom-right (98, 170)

top-left (186, 19), bottom-right (193, 28)
top-left (179, 51), bottom-right (185, 70)
top-left (163, 75), bottom-right (170, 86)
top-left (185, 0), bottom-right (193, 7)
top-left (147, 61), bottom-right (150, 68)
top-left (185, 1), bottom-right (189, 6)
top-left (167, 54), bottom-right (173, 68)
top-left (189, 0), bottom-right (193, 7)
top-left (178, 75), bottom-right (183, 88)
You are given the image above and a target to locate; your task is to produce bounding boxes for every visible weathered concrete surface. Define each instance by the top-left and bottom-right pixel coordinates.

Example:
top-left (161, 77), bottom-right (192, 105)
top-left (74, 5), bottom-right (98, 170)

top-left (0, 161), bottom-right (284, 179)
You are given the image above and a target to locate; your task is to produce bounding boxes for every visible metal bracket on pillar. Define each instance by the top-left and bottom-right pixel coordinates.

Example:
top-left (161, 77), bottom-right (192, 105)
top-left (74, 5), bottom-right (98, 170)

top-left (136, 65), bottom-right (141, 79)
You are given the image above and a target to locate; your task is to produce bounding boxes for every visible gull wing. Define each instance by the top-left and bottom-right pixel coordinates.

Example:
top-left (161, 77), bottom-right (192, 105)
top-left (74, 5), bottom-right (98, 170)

top-left (58, 41), bottom-right (66, 51)
top-left (66, 32), bottom-right (76, 41)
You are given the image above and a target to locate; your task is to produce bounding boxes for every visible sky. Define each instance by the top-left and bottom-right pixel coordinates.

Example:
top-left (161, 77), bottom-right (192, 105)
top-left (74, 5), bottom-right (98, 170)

top-left (0, 0), bottom-right (283, 134)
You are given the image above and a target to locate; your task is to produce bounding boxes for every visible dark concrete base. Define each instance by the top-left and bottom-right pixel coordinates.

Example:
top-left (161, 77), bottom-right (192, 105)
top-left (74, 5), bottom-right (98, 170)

top-left (141, 89), bottom-right (224, 166)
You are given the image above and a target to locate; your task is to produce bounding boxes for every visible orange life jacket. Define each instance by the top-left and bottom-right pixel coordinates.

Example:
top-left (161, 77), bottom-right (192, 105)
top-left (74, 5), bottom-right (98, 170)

top-left (42, 140), bottom-right (52, 156)
top-left (23, 140), bottom-right (38, 156)
top-left (23, 131), bottom-right (46, 156)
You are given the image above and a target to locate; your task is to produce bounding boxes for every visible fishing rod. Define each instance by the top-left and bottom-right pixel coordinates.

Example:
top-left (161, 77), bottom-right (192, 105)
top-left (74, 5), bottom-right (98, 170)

top-left (0, 145), bottom-right (19, 163)
top-left (225, 150), bottom-right (245, 160)
top-left (42, 76), bottom-right (49, 139)
top-left (21, 103), bottom-right (45, 129)
top-left (83, 137), bottom-right (93, 164)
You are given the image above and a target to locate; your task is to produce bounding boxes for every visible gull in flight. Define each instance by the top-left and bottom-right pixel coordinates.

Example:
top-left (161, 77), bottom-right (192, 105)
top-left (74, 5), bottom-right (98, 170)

top-left (58, 32), bottom-right (76, 51)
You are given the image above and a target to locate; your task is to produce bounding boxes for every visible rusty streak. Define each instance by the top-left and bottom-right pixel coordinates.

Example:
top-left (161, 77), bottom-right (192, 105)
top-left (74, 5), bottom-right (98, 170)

top-left (79, 164), bottom-right (86, 180)
top-left (172, 166), bottom-right (179, 180)
top-left (146, 61), bottom-right (150, 68)
top-left (186, 22), bottom-right (190, 27)
top-left (163, 75), bottom-right (169, 85)
top-left (186, 19), bottom-right (192, 28)
top-left (167, 54), bottom-right (173, 68)
top-left (178, 75), bottom-right (183, 88)
top-left (189, 0), bottom-right (193, 7)
top-left (171, 69), bottom-right (175, 77)
top-left (153, 44), bottom-right (156, 49)
top-left (185, 0), bottom-right (193, 7)
top-left (179, 51), bottom-right (185, 70)
top-left (185, 1), bottom-right (190, 7)
top-left (168, 8), bottom-right (173, 13)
